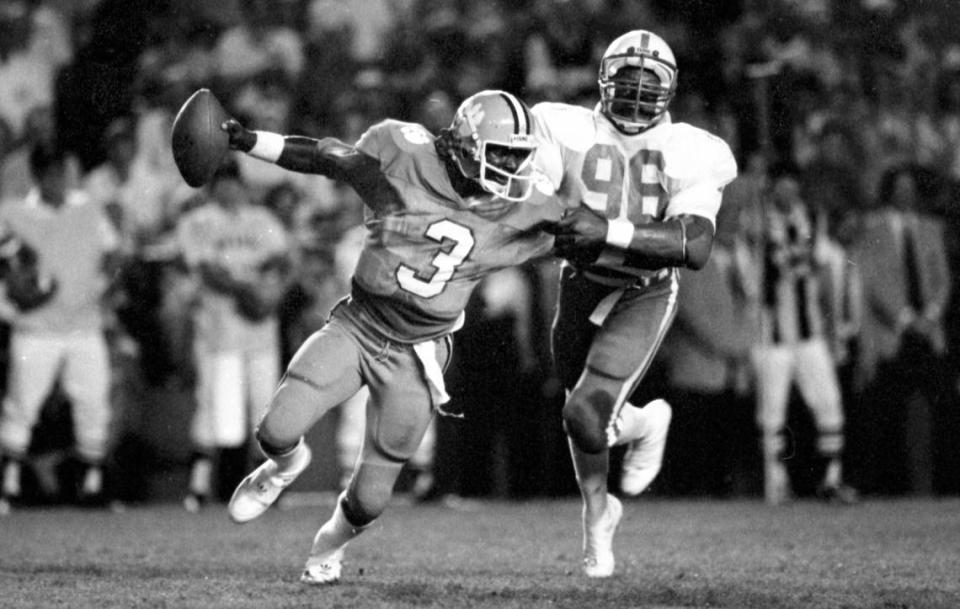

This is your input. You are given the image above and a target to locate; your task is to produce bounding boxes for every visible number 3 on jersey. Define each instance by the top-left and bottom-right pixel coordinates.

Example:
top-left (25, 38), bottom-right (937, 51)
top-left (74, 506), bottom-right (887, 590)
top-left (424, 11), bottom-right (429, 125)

top-left (396, 219), bottom-right (475, 298)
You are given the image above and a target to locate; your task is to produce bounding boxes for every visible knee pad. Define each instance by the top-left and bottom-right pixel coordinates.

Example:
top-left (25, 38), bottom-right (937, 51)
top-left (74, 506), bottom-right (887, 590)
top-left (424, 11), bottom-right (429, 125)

top-left (368, 403), bottom-right (432, 462)
top-left (562, 391), bottom-right (613, 454)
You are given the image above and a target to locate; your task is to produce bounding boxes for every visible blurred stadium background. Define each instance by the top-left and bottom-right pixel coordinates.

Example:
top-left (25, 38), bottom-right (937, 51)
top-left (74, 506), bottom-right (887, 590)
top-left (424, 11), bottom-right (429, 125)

top-left (2, 0), bottom-right (960, 605)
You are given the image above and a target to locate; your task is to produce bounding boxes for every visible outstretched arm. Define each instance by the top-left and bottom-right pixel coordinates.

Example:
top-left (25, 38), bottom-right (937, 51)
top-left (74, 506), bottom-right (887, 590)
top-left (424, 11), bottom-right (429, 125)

top-left (547, 203), bottom-right (715, 270)
top-left (221, 119), bottom-right (376, 185)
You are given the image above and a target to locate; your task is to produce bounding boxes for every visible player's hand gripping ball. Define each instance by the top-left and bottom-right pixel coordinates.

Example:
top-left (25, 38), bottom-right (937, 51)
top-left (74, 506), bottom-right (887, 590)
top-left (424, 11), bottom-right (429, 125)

top-left (221, 118), bottom-right (256, 152)
top-left (171, 88), bottom-right (232, 187)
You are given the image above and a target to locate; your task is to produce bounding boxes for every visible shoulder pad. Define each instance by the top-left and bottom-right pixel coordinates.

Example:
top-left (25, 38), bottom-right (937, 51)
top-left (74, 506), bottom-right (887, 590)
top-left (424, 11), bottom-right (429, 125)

top-left (660, 123), bottom-right (738, 189)
top-left (356, 120), bottom-right (435, 161)
top-left (531, 102), bottom-right (597, 152)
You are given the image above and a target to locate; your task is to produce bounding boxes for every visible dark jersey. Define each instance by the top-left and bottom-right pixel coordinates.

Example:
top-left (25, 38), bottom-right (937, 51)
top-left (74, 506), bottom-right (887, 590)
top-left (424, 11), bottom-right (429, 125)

top-left (347, 120), bottom-right (561, 343)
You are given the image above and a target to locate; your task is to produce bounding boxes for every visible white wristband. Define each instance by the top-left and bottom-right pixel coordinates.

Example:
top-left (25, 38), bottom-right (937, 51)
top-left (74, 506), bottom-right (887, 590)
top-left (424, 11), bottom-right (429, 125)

top-left (605, 218), bottom-right (634, 249)
top-left (249, 131), bottom-right (285, 163)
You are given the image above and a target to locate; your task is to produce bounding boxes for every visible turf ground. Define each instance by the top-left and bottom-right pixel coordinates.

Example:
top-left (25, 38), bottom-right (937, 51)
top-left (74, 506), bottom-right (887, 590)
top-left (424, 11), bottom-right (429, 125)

top-left (2, 495), bottom-right (959, 609)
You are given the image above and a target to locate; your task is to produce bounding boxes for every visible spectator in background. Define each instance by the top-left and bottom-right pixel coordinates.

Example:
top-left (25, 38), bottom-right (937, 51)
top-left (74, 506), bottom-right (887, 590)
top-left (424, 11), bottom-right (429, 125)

top-left (293, 0), bottom-right (360, 136)
top-left (213, 0), bottom-right (303, 93)
top-left (752, 167), bottom-right (857, 505)
top-left (0, 0), bottom-right (69, 148)
top-left (658, 200), bottom-right (759, 497)
top-left (83, 117), bottom-right (138, 243)
top-left (0, 117), bottom-right (14, 194)
top-left (522, 0), bottom-right (604, 103)
top-left (0, 145), bottom-right (120, 514)
top-left (851, 164), bottom-right (951, 495)
top-left (799, 122), bottom-right (869, 226)
top-left (1, 105), bottom-right (79, 202)
top-left (173, 160), bottom-right (293, 511)
top-left (443, 267), bottom-right (537, 499)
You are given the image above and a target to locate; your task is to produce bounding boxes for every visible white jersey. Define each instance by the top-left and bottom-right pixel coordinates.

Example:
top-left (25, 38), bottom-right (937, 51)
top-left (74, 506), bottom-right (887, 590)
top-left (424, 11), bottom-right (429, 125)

top-left (531, 102), bottom-right (738, 282)
top-left (176, 201), bottom-right (289, 352)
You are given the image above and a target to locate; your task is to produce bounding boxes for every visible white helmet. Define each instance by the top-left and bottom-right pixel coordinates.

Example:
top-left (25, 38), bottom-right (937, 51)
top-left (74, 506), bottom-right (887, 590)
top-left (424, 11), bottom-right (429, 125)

top-left (441, 90), bottom-right (538, 202)
top-left (598, 30), bottom-right (678, 133)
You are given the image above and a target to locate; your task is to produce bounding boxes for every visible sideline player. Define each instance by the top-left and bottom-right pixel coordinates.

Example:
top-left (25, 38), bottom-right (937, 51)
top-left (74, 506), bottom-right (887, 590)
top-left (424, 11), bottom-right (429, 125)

top-left (220, 90), bottom-right (563, 584)
top-left (531, 30), bottom-right (738, 577)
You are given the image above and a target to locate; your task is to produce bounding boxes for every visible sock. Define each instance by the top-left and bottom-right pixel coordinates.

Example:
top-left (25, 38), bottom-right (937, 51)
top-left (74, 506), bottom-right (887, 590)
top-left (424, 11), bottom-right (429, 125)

top-left (309, 491), bottom-right (368, 560)
top-left (2, 458), bottom-right (22, 497)
top-left (567, 437), bottom-right (610, 528)
top-left (816, 430), bottom-right (844, 489)
top-left (188, 455), bottom-right (213, 496)
top-left (82, 464), bottom-right (103, 496)
top-left (262, 437), bottom-right (307, 474)
top-left (823, 458), bottom-right (842, 489)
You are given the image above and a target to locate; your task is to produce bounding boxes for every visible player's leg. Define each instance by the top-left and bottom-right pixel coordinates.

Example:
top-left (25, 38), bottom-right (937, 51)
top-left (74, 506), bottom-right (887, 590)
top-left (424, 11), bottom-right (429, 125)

top-left (186, 347), bottom-right (246, 510)
top-left (302, 333), bottom-right (446, 584)
top-left (303, 453), bottom-right (406, 585)
top-left (0, 332), bottom-right (63, 513)
top-left (408, 417), bottom-right (437, 500)
top-left (335, 387), bottom-right (369, 490)
top-left (554, 272), bottom-right (678, 577)
top-left (550, 269), bottom-right (611, 572)
top-left (794, 338), bottom-right (857, 503)
top-left (60, 331), bottom-right (113, 503)
top-left (229, 318), bottom-right (364, 523)
top-left (751, 343), bottom-right (795, 504)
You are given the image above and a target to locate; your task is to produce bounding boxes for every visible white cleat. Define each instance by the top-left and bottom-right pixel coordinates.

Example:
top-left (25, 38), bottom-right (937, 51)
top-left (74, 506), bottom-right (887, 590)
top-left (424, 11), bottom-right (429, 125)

top-left (582, 494), bottom-right (623, 578)
top-left (620, 399), bottom-right (672, 496)
top-left (301, 549), bottom-right (344, 585)
top-left (228, 445), bottom-right (312, 523)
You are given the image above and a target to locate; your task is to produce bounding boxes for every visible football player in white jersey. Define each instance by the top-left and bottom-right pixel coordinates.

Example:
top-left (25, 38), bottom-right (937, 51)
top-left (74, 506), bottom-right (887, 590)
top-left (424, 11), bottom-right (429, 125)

top-left (531, 30), bottom-right (738, 577)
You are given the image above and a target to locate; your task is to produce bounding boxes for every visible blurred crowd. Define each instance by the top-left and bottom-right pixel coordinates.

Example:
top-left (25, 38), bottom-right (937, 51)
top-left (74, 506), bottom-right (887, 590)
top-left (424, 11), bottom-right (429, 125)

top-left (1, 0), bottom-right (959, 508)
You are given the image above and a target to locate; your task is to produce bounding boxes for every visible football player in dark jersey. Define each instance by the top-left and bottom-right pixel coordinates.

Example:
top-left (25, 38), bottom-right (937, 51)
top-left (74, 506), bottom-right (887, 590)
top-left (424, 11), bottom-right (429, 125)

top-left (220, 90), bottom-right (563, 584)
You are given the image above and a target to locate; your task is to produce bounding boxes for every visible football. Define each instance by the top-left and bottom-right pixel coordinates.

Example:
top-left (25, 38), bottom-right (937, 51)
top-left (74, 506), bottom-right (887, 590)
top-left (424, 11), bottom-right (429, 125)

top-left (171, 88), bottom-right (231, 187)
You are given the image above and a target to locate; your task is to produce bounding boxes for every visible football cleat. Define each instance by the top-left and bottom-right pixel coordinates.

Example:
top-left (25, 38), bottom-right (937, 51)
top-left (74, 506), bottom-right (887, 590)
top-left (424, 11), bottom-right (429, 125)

top-left (582, 493), bottom-right (623, 578)
top-left (228, 444), bottom-right (312, 523)
top-left (301, 549), bottom-right (344, 585)
top-left (620, 399), bottom-right (672, 496)
top-left (816, 483), bottom-right (860, 506)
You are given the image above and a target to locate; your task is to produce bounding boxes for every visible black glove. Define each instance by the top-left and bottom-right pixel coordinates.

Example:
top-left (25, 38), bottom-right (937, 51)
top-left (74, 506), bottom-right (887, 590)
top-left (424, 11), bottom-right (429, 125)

top-left (220, 119), bottom-right (257, 152)
top-left (0, 238), bottom-right (58, 311)
top-left (234, 283), bottom-right (278, 322)
top-left (233, 261), bottom-right (287, 322)
top-left (545, 204), bottom-right (609, 266)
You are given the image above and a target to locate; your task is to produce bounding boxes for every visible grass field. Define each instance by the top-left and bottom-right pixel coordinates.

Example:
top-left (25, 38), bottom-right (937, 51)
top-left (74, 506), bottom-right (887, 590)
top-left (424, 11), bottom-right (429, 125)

top-left (2, 495), bottom-right (959, 609)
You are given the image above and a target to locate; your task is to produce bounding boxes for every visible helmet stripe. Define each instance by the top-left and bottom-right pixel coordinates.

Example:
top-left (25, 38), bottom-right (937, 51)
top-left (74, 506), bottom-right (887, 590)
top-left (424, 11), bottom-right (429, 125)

top-left (499, 92), bottom-right (530, 135)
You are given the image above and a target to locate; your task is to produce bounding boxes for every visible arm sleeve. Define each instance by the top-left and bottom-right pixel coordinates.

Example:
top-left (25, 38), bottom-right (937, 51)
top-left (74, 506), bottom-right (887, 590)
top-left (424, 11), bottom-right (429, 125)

top-left (663, 126), bottom-right (739, 227)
